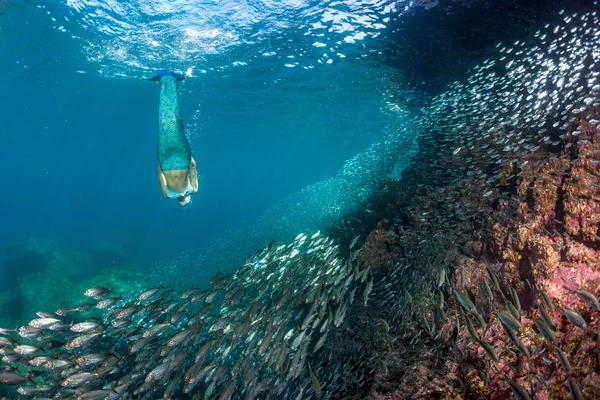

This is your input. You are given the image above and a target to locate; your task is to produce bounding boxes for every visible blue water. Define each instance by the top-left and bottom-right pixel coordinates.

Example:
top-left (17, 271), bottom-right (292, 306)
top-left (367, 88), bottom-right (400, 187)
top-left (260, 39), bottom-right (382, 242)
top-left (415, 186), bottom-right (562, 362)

top-left (1, 0), bottom-right (414, 285)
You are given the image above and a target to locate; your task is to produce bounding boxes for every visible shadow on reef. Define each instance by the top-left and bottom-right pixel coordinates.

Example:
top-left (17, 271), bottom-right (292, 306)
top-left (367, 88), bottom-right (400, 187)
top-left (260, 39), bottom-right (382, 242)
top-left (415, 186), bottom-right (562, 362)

top-left (0, 238), bottom-right (134, 327)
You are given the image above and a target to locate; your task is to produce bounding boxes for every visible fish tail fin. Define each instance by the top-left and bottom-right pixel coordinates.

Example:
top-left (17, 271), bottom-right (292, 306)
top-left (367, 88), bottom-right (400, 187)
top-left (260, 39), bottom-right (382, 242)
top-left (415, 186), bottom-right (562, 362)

top-left (145, 70), bottom-right (186, 82)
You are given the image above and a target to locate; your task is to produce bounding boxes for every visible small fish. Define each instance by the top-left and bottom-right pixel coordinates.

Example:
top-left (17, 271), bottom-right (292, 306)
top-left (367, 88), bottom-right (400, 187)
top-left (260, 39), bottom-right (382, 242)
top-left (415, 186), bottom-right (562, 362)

top-left (145, 361), bottom-right (172, 383)
top-left (76, 303), bottom-right (95, 312)
top-left (75, 353), bottom-right (114, 367)
top-left (497, 312), bottom-right (522, 332)
top-left (167, 329), bottom-right (194, 347)
top-left (534, 318), bottom-right (556, 344)
top-left (362, 276), bottom-right (373, 306)
top-left (138, 286), bottom-right (163, 301)
top-left (29, 317), bottom-right (60, 329)
top-left (539, 288), bottom-right (554, 311)
top-left (464, 314), bottom-right (479, 340)
top-left (70, 322), bottom-right (104, 333)
top-left (96, 297), bottom-right (121, 309)
top-left (482, 278), bottom-right (493, 301)
top-left (556, 347), bottom-right (572, 375)
top-left (379, 318), bottom-right (390, 333)
top-left (486, 266), bottom-right (500, 290)
top-left (0, 372), bottom-right (31, 385)
top-left (142, 323), bottom-right (170, 338)
top-left (568, 377), bottom-right (584, 400)
top-left (84, 287), bottom-right (112, 300)
top-left (42, 358), bottom-right (71, 370)
top-left (421, 313), bottom-right (430, 333)
top-left (65, 332), bottom-right (101, 349)
top-left (18, 326), bottom-right (43, 338)
top-left (577, 289), bottom-right (600, 311)
top-left (17, 386), bottom-right (40, 396)
top-left (509, 286), bottom-right (521, 311)
top-left (437, 268), bottom-right (446, 288)
top-left (55, 307), bottom-right (78, 316)
top-left (563, 308), bottom-right (587, 330)
top-left (405, 289), bottom-right (413, 304)
top-left (437, 290), bottom-right (444, 309)
top-left (218, 379), bottom-right (236, 400)
top-left (13, 345), bottom-right (39, 355)
top-left (505, 297), bottom-right (521, 320)
top-left (454, 289), bottom-right (476, 313)
top-left (349, 236), bottom-right (360, 249)
top-left (130, 337), bottom-right (152, 354)
top-left (504, 378), bottom-right (532, 400)
top-left (472, 311), bottom-right (486, 332)
top-left (538, 304), bottom-right (556, 331)
top-left (450, 319), bottom-right (459, 345)
top-left (35, 311), bottom-right (56, 318)
top-left (477, 338), bottom-right (499, 362)
top-left (436, 305), bottom-right (447, 322)
top-left (0, 337), bottom-right (12, 348)
top-left (61, 371), bottom-right (98, 388)
top-left (76, 390), bottom-right (120, 400)
top-left (313, 330), bottom-right (328, 353)
top-left (514, 336), bottom-right (530, 358)
top-left (308, 363), bottom-right (321, 394)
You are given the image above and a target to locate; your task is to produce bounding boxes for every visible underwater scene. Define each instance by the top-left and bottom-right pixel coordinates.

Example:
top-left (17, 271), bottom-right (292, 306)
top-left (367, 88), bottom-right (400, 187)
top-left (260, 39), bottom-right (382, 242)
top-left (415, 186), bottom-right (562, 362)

top-left (2, 0), bottom-right (600, 398)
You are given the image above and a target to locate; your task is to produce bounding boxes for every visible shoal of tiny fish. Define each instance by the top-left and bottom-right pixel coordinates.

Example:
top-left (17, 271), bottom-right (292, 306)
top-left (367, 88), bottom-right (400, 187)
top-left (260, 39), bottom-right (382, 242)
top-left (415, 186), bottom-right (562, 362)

top-left (0, 232), bottom-right (371, 399)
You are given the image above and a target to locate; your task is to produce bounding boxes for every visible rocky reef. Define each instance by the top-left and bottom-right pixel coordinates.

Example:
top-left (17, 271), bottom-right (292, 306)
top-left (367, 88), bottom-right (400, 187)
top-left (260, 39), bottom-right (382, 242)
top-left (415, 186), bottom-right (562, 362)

top-left (334, 110), bottom-right (600, 399)
top-left (327, 9), bottom-right (600, 398)
top-left (0, 238), bottom-right (134, 325)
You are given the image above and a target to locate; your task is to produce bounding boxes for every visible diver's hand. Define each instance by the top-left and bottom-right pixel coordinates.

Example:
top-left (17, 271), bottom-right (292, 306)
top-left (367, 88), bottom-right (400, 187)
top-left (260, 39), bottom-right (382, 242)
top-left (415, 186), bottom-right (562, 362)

top-left (190, 157), bottom-right (197, 176)
top-left (190, 157), bottom-right (199, 192)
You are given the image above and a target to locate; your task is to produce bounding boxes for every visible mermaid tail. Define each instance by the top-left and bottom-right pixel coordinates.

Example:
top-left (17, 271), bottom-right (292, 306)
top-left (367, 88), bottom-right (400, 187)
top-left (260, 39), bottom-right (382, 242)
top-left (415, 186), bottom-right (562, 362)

top-left (151, 72), bottom-right (191, 171)
top-left (145, 69), bottom-right (186, 82)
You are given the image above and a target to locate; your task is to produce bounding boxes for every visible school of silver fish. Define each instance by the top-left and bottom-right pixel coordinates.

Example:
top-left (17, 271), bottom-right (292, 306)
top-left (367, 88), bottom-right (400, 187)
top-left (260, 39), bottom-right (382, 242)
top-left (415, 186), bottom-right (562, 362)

top-left (0, 232), bottom-right (373, 399)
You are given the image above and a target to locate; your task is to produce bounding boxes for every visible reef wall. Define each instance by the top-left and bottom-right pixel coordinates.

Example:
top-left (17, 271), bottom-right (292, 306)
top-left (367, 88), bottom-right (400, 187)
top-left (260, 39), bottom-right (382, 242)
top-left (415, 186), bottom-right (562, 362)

top-left (335, 7), bottom-right (600, 398)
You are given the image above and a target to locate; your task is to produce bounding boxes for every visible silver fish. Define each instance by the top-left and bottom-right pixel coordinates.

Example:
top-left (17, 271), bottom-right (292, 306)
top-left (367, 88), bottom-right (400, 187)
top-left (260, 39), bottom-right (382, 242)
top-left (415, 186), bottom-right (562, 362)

top-left (29, 317), bottom-right (60, 329)
top-left (0, 372), bottom-right (30, 385)
top-left (83, 287), bottom-right (112, 300)
top-left (496, 312), bottom-right (522, 332)
top-left (534, 318), bottom-right (556, 344)
top-left (577, 289), bottom-right (600, 311)
top-left (563, 308), bottom-right (587, 330)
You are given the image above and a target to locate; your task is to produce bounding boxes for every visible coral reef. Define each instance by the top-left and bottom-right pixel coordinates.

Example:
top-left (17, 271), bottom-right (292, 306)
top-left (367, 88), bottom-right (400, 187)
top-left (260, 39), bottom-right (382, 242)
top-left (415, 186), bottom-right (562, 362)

top-left (341, 108), bottom-right (600, 399)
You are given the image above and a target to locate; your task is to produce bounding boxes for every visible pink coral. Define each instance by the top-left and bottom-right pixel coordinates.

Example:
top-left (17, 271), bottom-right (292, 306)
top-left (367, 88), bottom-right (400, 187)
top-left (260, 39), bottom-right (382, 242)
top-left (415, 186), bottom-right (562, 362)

top-left (356, 107), bottom-right (600, 399)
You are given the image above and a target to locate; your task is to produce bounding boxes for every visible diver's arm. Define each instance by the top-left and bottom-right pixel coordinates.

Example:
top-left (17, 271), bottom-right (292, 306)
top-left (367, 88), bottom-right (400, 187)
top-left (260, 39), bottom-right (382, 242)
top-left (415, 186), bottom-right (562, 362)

top-left (157, 166), bottom-right (168, 198)
top-left (190, 157), bottom-right (199, 193)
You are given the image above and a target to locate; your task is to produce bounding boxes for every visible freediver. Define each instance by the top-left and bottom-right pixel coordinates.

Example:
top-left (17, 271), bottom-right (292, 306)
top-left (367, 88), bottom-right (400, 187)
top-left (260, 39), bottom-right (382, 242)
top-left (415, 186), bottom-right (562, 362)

top-left (146, 70), bottom-right (198, 206)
